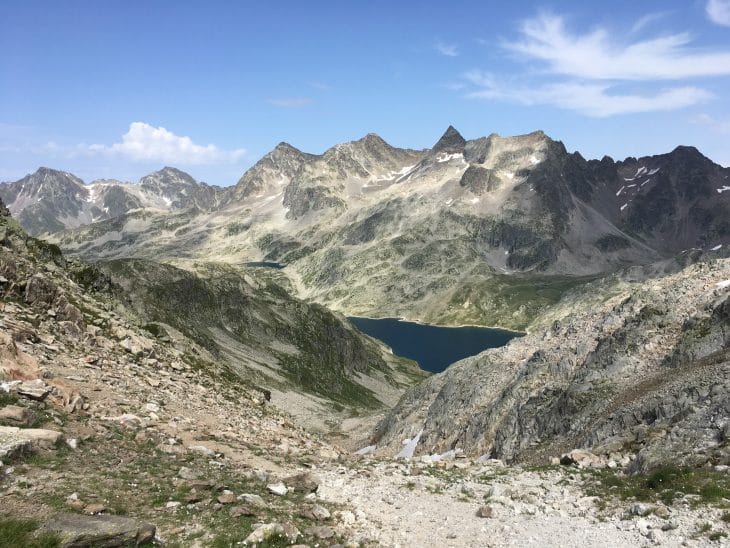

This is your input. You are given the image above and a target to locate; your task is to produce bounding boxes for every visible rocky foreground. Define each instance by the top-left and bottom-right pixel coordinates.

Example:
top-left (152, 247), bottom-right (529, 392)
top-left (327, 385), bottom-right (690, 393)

top-left (3, 301), bottom-right (730, 547)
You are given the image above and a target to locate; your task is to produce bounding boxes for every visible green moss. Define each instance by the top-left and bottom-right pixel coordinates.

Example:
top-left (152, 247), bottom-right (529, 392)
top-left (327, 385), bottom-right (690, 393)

top-left (0, 516), bottom-right (60, 548)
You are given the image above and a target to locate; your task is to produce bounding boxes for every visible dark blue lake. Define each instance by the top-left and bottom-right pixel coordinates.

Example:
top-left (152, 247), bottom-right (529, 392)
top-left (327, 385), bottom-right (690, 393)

top-left (244, 261), bottom-right (285, 269)
top-left (348, 317), bottom-right (522, 373)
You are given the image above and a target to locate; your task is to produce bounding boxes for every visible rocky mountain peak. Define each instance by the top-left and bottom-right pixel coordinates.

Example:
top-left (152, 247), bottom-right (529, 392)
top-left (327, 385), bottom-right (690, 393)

top-left (140, 167), bottom-right (197, 188)
top-left (665, 145), bottom-right (713, 168)
top-left (356, 133), bottom-right (389, 147)
top-left (272, 141), bottom-right (305, 157)
top-left (29, 167), bottom-right (84, 185)
top-left (432, 125), bottom-right (466, 154)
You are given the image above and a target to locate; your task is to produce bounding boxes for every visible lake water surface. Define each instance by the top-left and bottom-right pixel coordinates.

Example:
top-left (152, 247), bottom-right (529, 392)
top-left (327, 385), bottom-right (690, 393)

top-left (349, 316), bottom-right (521, 373)
top-left (244, 261), bottom-right (285, 269)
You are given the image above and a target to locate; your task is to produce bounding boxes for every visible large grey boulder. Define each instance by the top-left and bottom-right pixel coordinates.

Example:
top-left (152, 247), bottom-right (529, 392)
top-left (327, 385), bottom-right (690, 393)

top-left (38, 514), bottom-right (155, 547)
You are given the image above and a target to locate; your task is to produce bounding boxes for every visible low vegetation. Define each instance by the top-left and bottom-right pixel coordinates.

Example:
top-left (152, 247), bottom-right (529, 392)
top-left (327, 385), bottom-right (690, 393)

top-left (584, 466), bottom-right (730, 507)
top-left (0, 517), bottom-right (60, 548)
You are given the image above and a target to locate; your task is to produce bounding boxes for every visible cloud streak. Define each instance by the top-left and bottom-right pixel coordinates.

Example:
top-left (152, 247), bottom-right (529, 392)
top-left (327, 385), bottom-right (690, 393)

top-left (503, 13), bottom-right (730, 81)
top-left (693, 113), bottom-right (730, 133)
top-left (89, 122), bottom-right (246, 164)
top-left (465, 72), bottom-right (710, 117)
top-left (463, 11), bottom-right (730, 117)
top-left (435, 42), bottom-right (459, 57)
top-left (267, 97), bottom-right (314, 107)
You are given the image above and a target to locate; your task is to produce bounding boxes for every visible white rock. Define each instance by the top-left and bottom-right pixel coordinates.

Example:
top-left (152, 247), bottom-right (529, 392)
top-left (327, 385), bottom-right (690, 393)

top-left (267, 482), bottom-right (288, 496)
top-left (188, 445), bottom-right (215, 457)
top-left (238, 493), bottom-right (266, 507)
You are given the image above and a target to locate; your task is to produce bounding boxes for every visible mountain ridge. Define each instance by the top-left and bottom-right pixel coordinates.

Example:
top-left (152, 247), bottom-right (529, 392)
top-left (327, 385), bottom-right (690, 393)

top-left (10, 126), bottom-right (730, 329)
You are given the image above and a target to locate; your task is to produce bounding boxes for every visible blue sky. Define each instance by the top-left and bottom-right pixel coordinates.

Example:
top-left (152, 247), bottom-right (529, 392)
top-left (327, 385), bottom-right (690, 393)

top-left (2, 0), bottom-right (730, 186)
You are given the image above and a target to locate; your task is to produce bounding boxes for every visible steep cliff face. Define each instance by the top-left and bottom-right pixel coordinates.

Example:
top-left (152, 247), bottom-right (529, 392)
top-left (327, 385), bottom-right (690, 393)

top-left (373, 256), bottom-right (730, 471)
top-left (101, 259), bottom-right (424, 412)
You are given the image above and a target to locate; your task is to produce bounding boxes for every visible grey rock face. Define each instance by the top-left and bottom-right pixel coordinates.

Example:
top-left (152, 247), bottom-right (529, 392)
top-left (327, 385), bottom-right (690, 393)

top-left (459, 165), bottom-right (499, 195)
top-left (431, 125), bottom-right (466, 154)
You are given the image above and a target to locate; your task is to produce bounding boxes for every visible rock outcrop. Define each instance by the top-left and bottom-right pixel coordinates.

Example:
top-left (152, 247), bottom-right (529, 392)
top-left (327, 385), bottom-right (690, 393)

top-left (373, 257), bottom-right (730, 471)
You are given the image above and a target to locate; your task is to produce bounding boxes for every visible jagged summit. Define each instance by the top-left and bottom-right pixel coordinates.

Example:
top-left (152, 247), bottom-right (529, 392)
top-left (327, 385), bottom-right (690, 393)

top-left (0, 165), bottom-right (222, 234)
top-left (140, 166), bottom-right (197, 186)
top-left (273, 141), bottom-right (304, 155)
top-left (432, 125), bottom-right (466, 154)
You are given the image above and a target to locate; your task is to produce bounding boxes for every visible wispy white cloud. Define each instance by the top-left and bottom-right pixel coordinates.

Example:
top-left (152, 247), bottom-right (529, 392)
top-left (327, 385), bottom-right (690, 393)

top-left (267, 97), bottom-right (314, 107)
top-left (465, 71), bottom-right (710, 117)
top-left (435, 42), bottom-right (459, 57)
top-left (503, 12), bottom-right (730, 80)
top-left (307, 81), bottom-right (331, 91)
top-left (630, 11), bottom-right (670, 34)
top-left (463, 11), bottom-right (730, 117)
top-left (442, 82), bottom-right (467, 91)
top-left (707, 0), bottom-right (730, 26)
top-left (692, 113), bottom-right (730, 133)
top-left (88, 122), bottom-right (246, 164)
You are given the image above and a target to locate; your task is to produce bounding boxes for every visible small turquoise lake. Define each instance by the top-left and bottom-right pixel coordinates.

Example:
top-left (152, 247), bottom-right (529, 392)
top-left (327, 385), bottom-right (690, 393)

top-left (348, 316), bottom-right (522, 373)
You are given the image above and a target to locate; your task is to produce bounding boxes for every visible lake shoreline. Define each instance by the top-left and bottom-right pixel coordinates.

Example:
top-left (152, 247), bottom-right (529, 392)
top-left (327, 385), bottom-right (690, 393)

top-left (348, 314), bottom-right (526, 336)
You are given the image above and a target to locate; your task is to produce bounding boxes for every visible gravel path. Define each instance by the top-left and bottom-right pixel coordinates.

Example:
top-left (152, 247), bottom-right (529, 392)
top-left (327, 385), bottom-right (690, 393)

top-left (318, 459), bottom-right (724, 548)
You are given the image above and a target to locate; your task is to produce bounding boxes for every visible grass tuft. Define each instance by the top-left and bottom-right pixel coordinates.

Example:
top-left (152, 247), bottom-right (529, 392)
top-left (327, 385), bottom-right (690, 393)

top-left (0, 516), bottom-right (60, 548)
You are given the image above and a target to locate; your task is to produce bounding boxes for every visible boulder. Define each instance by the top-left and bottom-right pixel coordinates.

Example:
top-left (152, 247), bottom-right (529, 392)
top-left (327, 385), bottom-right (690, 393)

top-left (299, 504), bottom-right (331, 521)
top-left (216, 493), bottom-right (236, 504)
top-left (38, 513), bottom-right (155, 547)
top-left (24, 274), bottom-right (58, 306)
top-left (0, 425), bottom-right (63, 452)
top-left (305, 525), bottom-right (336, 540)
top-left (244, 522), bottom-right (299, 544)
top-left (267, 482), bottom-right (288, 496)
top-left (229, 506), bottom-right (256, 518)
top-left (82, 504), bottom-right (107, 515)
top-left (476, 505), bottom-right (496, 518)
top-left (284, 472), bottom-right (319, 494)
top-left (560, 449), bottom-right (606, 469)
top-left (16, 379), bottom-right (50, 401)
top-left (237, 493), bottom-right (266, 507)
top-left (0, 405), bottom-right (35, 426)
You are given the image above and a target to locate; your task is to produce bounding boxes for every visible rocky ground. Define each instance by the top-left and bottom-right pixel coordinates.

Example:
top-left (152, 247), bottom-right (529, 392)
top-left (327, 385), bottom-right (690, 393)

top-left (319, 456), bottom-right (730, 547)
top-left (2, 284), bottom-right (730, 547)
top-left (2, 199), bottom-right (730, 547)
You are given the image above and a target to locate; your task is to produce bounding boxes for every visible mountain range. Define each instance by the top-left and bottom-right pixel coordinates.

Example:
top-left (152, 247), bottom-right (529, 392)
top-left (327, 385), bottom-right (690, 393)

top-left (3, 126), bottom-right (727, 330)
